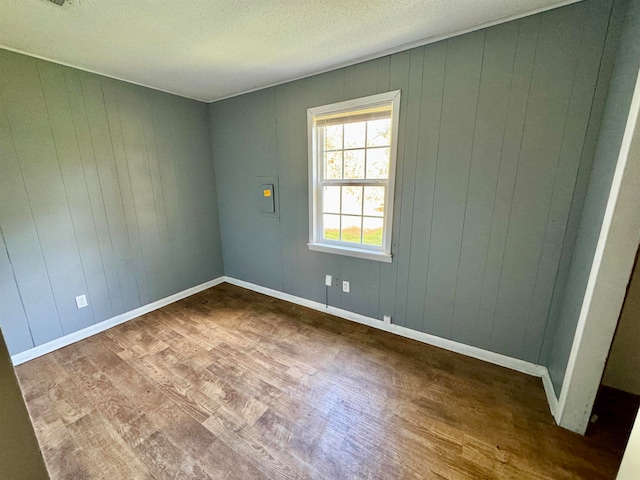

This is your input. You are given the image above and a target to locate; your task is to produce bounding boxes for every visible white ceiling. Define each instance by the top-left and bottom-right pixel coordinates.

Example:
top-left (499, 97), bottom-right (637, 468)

top-left (0, 0), bottom-right (579, 103)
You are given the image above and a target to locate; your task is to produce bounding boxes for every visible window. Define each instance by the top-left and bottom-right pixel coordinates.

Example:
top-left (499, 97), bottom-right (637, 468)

top-left (307, 90), bottom-right (400, 263)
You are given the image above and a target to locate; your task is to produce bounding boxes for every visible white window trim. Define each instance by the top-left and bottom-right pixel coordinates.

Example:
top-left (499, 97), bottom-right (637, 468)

top-left (307, 90), bottom-right (401, 263)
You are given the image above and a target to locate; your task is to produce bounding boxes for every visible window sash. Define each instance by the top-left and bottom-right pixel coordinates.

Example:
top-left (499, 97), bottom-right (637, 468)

top-left (318, 121), bottom-right (391, 183)
top-left (317, 182), bottom-right (388, 251)
top-left (319, 179), bottom-right (388, 186)
top-left (316, 121), bottom-right (390, 251)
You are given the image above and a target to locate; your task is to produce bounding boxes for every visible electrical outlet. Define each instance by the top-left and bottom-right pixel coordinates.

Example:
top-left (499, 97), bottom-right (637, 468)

top-left (325, 274), bottom-right (332, 287)
top-left (342, 281), bottom-right (350, 293)
top-left (75, 294), bottom-right (88, 309)
top-left (383, 315), bottom-right (392, 324)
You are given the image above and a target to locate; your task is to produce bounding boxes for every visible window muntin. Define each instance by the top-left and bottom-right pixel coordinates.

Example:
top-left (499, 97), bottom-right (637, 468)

top-left (308, 91), bottom-right (400, 263)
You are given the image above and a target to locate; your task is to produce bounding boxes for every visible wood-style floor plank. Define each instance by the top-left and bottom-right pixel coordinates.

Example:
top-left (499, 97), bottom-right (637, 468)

top-left (16, 283), bottom-right (632, 479)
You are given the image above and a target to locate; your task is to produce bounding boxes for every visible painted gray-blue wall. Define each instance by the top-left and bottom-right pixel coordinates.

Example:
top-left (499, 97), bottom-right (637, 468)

top-left (0, 0), bottom-right (628, 377)
top-left (543, 0), bottom-right (640, 393)
top-left (211, 0), bottom-right (616, 364)
top-left (0, 50), bottom-right (224, 355)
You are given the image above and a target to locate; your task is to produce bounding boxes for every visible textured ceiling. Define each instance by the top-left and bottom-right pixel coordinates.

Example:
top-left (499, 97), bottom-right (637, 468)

top-left (0, 0), bottom-right (579, 102)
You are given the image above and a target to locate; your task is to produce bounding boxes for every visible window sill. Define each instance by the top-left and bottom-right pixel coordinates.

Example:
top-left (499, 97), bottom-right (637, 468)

top-left (308, 243), bottom-right (392, 263)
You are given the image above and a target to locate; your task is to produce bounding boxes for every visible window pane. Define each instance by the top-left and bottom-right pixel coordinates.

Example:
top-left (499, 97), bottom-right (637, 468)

top-left (341, 215), bottom-right (362, 243)
top-left (342, 186), bottom-right (362, 215)
top-left (325, 151), bottom-right (342, 179)
top-left (324, 125), bottom-right (343, 151)
top-left (323, 186), bottom-right (340, 214)
top-left (363, 186), bottom-right (385, 217)
top-left (344, 149), bottom-right (365, 179)
top-left (344, 121), bottom-right (366, 148)
top-left (367, 119), bottom-right (391, 147)
top-left (323, 214), bottom-right (340, 241)
top-left (363, 217), bottom-right (384, 246)
top-left (366, 147), bottom-right (389, 179)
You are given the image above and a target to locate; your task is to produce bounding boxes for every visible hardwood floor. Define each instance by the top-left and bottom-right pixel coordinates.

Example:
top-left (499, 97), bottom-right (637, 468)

top-left (16, 284), bottom-right (630, 479)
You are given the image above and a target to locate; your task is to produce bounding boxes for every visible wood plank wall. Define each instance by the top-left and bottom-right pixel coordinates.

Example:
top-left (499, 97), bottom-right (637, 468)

top-left (0, 51), bottom-right (224, 355)
top-left (544, 0), bottom-right (640, 392)
top-left (211, 0), bottom-right (615, 365)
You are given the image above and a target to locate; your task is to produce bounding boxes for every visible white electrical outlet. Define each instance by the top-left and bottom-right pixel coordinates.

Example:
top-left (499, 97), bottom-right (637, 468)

top-left (342, 281), bottom-right (350, 293)
top-left (75, 294), bottom-right (88, 309)
top-left (383, 315), bottom-right (392, 324)
top-left (325, 274), bottom-right (332, 287)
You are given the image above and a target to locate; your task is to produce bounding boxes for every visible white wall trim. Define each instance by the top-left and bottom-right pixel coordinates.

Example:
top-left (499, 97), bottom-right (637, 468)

top-left (556, 68), bottom-right (640, 434)
top-left (542, 368), bottom-right (561, 422)
top-left (10, 277), bottom-right (225, 366)
top-left (9, 272), bottom-right (561, 419)
top-left (224, 277), bottom-right (562, 416)
top-left (223, 276), bottom-right (550, 379)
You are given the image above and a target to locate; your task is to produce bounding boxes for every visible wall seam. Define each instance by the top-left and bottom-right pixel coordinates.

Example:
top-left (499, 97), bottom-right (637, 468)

top-left (0, 225), bottom-right (35, 348)
top-left (537, 0), bottom-right (617, 365)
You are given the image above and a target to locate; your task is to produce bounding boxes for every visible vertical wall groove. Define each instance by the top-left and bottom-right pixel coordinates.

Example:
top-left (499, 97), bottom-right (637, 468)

top-left (0, 49), bottom-right (223, 355)
top-left (211, 0), bottom-right (614, 364)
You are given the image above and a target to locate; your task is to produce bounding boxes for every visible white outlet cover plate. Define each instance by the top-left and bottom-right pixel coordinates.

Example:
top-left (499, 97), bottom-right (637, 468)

top-left (75, 295), bottom-right (88, 309)
top-left (325, 275), bottom-right (332, 287)
top-left (342, 281), bottom-right (350, 293)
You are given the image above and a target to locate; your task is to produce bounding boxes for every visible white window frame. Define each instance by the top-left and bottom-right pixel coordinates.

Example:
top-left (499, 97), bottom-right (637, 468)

top-left (307, 90), bottom-right (401, 263)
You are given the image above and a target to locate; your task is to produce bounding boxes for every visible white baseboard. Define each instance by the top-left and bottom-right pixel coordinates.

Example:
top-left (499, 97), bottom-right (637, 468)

top-left (11, 273), bottom-right (561, 421)
top-left (223, 277), bottom-right (548, 378)
top-left (225, 276), bottom-right (563, 418)
top-left (11, 276), bottom-right (225, 366)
